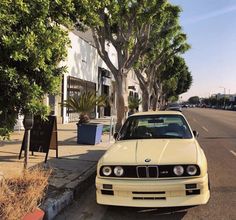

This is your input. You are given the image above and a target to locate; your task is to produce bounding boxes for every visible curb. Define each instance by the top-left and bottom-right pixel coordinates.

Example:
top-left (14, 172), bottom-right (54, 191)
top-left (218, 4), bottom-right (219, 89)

top-left (41, 165), bottom-right (97, 220)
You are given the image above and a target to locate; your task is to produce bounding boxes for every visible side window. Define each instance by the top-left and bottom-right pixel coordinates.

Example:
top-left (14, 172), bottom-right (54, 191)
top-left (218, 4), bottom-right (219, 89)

top-left (119, 119), bottom-right (130, 139)
top-left (120, 118), bottom-right (138, 139)
top-left (180, 116), bottom-right (193, 138)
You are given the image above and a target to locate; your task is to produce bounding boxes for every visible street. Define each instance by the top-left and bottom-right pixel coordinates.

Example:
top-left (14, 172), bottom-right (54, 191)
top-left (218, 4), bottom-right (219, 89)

top-left (56, 108), bottom-right (236, 220)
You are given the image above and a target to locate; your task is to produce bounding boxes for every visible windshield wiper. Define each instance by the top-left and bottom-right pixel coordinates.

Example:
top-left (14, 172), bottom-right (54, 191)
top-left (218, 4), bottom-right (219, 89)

top-left (120, 136), bottom-right (153, 140)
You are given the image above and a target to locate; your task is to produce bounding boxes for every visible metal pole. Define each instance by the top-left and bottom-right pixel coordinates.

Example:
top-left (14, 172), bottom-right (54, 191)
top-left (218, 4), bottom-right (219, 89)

top-left (24, 129), bottom-right (30, 169)
top-left (109, 116), bottom-right (113, 143)
top-left (23, 113), bottom-right (33, 170)
top-left (113, 117), bottom-right (116, 136)
top-left (224, 88), bottom-right (226, 109)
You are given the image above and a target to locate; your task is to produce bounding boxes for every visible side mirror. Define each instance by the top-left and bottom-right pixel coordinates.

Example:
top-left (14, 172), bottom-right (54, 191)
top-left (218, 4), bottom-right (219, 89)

top-left (113, 132), bottom-right (119, 140)
top-left (193, 130), bottom-right (199, 138)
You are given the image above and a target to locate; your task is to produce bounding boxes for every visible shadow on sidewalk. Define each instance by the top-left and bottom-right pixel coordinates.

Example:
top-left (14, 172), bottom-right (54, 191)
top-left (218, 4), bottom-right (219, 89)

top-left (0, 140), bottom-right (22, 146)
top-left (27, 148), bottom-right (107, 191)
top-left (58, 136), bottom-right (77, 145)
top-left (0, 155), bottom-right (20, 163)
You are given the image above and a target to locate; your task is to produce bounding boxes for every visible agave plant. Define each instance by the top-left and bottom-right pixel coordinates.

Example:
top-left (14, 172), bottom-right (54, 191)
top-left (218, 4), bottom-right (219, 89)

top-left (61, 92), bottom-right (107, 124)
top-left (128, 96), bottom-right (142, 114)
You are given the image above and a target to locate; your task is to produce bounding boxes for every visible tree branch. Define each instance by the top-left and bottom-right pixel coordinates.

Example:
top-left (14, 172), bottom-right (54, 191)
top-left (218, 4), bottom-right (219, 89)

top-left (134, 68), bottom-right (146, 88)
top-left (92, 28), bottom-right (119, 79)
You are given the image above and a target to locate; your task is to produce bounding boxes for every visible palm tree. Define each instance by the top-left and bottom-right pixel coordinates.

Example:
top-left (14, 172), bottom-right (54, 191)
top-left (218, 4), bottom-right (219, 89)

top-left (128, 96), bottom-right (142, 115)
top-left (61, 92), bottom-right (107, 124)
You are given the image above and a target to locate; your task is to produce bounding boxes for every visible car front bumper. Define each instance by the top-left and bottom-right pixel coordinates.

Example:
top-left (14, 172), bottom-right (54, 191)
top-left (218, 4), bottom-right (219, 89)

top-left (96, 174), bottom-right (210, 207)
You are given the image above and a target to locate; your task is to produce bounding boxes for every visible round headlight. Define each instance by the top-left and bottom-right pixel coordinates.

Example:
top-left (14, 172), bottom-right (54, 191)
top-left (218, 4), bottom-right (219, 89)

top-left (102, 166), bottom-right (112, 176)
top-left (173, 165), bottom-right (184, 176)
top-left (187, 165), bottom-right (198, 176)
top-left (114, 166), bottom-right (124, 177)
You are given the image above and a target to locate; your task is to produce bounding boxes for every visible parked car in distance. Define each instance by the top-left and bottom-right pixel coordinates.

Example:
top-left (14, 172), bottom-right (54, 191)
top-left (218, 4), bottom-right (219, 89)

top-left (182, 104), bottom-right (189, 108)
top-left (166, 103), bottom-right (182, 112)
top-left (96, 111), bottom-right (210, 208)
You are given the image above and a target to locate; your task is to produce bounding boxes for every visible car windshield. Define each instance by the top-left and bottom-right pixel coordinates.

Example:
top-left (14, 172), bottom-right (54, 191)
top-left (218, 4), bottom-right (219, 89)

top-left (119, 115), bottom-right (193, 140)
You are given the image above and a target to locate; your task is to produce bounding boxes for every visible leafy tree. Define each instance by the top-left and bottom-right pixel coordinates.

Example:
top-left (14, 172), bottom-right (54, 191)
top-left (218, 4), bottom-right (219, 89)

top-left (202, 97), bottom-right (217, 106)
top-left (188, 96), bottom-right (200, 105)
top-left (168, 95), bottom-right (179, 103)
top-left (202, 96), bottom-right (231, 108)
top-left (75, 0), bottom-right (168, 129)
top-left (134, 3), bottom-right (190, 111)
top-left (0, 0), bottom-right (75, 138)
top-left (160, 56), bottom-right (192, 103)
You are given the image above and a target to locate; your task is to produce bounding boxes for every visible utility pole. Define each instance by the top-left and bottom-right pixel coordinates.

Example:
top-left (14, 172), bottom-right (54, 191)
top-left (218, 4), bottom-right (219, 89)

top-left (219, 86), bottom-right (226, 109)
top-left (223, 87), bottom-right (226, 109)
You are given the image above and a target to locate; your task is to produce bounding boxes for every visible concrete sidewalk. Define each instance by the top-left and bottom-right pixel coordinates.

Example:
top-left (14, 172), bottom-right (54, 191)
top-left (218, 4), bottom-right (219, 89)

top-left (0, 118), bottom-right (114, 220)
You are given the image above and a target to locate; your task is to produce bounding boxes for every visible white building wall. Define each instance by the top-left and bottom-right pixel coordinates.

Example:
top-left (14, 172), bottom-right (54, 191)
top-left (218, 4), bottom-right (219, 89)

top-left (66, 31), bottom-right (98, 83)
top-left (60, 31), bottom-right (120, 123)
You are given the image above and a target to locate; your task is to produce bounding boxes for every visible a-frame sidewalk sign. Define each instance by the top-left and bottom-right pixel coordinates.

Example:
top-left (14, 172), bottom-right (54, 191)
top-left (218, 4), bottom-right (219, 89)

top-left (19, 115), bottom-right (58, 163)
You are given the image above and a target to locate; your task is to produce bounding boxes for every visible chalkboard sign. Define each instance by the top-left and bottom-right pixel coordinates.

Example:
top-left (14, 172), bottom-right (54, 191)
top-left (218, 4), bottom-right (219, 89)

top-left (19, 116), bottom-right (58, 163)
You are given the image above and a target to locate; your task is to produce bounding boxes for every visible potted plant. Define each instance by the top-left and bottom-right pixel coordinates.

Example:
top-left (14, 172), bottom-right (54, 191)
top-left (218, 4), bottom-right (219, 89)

top-left (128, 96), bottom-right (142, 116)
top-left (62, 92), bottom-right (107, 145)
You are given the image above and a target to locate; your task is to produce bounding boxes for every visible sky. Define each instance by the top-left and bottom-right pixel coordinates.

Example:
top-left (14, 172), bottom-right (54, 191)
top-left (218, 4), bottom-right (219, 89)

top-left (170, 0), bottom-right (236, 100)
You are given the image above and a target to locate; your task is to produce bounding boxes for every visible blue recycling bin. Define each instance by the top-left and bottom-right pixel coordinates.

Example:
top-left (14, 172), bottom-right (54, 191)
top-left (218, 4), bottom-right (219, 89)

top-left (77, 123), bottom-right (103, 145)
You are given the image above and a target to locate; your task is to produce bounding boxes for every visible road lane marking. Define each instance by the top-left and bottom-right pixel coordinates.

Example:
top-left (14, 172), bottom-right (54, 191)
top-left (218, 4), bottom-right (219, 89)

top-left (202, 126), bottom-right (209, 132)
top-left (191, 117), bottom-right (209, 133)
top-left (230, 150), bottom-right (236, 157)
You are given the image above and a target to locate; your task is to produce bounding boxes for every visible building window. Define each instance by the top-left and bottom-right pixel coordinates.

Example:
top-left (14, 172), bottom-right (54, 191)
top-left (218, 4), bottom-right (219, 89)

top-left (129, 91), bottom-right (134, 97)
top-left (67, 76), bottom-right (96, 121)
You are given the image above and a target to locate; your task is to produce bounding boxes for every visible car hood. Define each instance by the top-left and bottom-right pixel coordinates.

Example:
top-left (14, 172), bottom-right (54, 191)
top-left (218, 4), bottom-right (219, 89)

top-left (101, 139), bottom-right (199, 165)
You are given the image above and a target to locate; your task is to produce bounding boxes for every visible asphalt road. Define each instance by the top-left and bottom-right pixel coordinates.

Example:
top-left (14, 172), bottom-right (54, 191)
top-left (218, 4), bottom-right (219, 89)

top-left (56, 108), bottom-right (236, 220)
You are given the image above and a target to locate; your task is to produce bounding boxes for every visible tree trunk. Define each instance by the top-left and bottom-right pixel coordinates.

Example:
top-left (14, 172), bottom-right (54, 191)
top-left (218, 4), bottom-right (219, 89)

top-left (135, 71), bottom-right (151, 112)
top-left (152, 96), bottom-right (158, 111)
top-left (152, 83), bottom-right (159, 111)
top-left (142, 90), bottom-right (149, 111)
top-left (115, 76), bottom-right (126, 131)
top-left (159, 94), bottom-right (167, 110)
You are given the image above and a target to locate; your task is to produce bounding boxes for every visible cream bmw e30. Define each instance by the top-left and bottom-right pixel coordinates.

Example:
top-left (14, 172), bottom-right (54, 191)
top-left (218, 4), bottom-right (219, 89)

top-left (96, 111), bottom-right (210, 207)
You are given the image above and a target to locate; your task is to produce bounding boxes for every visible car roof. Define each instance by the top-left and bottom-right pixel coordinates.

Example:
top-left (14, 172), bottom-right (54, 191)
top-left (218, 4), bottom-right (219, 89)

top-left (130, 111), bottom-right (183, 117)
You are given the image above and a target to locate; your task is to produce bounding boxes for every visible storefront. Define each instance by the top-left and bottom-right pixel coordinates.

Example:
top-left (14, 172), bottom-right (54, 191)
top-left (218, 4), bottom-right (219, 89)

top-left (66, 76), bottom-right (96, 122)
top-left (98, 67), bottom-right (113, 117)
